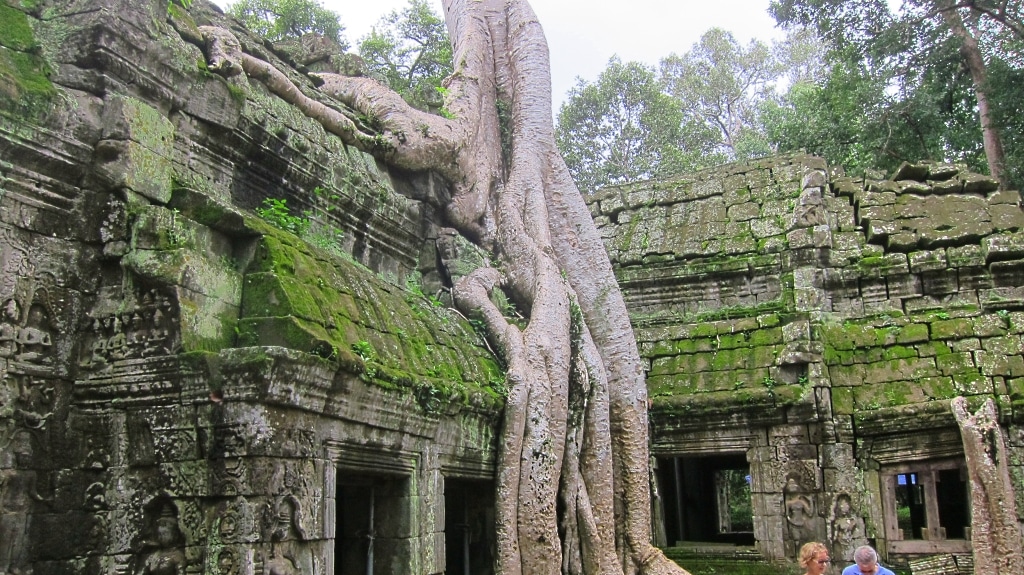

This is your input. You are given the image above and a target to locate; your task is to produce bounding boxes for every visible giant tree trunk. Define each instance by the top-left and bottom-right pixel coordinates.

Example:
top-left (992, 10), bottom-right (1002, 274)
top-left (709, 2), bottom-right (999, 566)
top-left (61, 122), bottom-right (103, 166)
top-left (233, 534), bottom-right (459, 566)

top-left (940, 1), bottom-right (1009, 189)
top-left (951, 397), bottom-right (1024, 575)
top-left (202, 1), bottom-right (688, 573)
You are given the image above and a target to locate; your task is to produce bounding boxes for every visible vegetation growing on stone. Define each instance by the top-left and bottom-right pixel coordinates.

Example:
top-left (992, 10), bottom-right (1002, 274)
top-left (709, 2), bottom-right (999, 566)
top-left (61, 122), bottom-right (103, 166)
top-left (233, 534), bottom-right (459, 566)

top-left (0, 2), bottom-right (55, 114)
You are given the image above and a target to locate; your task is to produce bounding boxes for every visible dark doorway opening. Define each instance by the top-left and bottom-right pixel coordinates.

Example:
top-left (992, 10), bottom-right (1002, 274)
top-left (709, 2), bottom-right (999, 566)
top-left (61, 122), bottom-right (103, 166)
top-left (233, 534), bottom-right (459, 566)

top-left (656, 454), bottom-right (754, 546)
top-left (335, 473), bottom-right (409, 575)
top-left (444, 478), bottom-right (495, 575)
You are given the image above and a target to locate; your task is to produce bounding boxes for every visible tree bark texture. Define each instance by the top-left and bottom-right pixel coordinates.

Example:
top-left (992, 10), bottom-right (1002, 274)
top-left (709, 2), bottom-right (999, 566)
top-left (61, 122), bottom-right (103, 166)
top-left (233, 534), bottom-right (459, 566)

top-left (202, 1), bottom-right (688, 574)
top-left (951, 397), bottom-right (1024, 575)
top-left (940, 1), bottom-right (1010, 189)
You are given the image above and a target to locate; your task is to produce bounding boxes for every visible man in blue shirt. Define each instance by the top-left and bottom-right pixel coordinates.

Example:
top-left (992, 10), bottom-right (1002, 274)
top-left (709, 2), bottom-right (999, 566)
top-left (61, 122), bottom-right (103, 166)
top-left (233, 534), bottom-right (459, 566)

top-left (842, 545), bottom-right (895, 575)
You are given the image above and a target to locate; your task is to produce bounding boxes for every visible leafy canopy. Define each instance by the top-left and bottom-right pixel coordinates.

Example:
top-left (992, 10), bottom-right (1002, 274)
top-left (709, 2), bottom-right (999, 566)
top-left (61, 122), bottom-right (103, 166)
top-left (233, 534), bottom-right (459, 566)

top-left (227, 0), bottom-right (347, 48)
top-left (357, 0), bottom-right (453, 111)
top-left (555, 57), bottom-right (706, 194)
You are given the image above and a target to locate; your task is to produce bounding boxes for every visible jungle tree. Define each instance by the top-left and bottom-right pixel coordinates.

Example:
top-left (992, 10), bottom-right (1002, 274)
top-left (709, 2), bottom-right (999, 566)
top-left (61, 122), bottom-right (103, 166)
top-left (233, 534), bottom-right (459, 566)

top-left (770, 0), bottom-right (1024, 188)
top-left (201, 0), bottom-right (689, 573)
top-left (226, 0), bottom-right (346, 46)
top-left (555, 57), bottom-right (713, 194)
top-left (357, 0), bottom-right (453, 111)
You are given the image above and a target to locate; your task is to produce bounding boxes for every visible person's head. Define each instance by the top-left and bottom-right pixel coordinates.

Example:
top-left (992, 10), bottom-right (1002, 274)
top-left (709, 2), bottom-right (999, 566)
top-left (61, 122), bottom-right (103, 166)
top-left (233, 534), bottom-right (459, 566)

top-left (853, 545), bottom-right (881, 574)
top-left (799, 542), bottom-right (830, 573)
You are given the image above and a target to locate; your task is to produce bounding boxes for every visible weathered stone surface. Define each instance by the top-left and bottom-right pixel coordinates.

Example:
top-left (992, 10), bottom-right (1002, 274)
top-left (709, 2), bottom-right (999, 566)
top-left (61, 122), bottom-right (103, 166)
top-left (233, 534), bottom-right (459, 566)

top-left (5, 0), bottom-right (1024, 572)
top-left (589, 152), bottom-right (1024, 566)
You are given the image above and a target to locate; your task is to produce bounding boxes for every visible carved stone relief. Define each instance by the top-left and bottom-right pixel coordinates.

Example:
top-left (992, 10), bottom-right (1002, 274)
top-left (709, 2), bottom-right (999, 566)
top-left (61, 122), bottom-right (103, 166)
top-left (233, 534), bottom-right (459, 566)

top-left (260, 495), bottom-right (312, 575)
top-left (80, 288), bottom-right (178, 370)
top-left (829, 493), bottom-right (864, 561)
top-left (131, 499), bottom-right (187, 575)
top-left (0, 429), bottom-right (46, 575)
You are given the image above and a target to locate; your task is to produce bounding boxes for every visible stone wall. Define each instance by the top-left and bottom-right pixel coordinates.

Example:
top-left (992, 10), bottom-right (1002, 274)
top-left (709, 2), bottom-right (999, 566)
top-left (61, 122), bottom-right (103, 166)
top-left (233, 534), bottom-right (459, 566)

top-left (5, 0), bottom-right (1024, 573)
top-left (1, 1), bottom-right (500, 574)
top-left (588, 155), bottom-right (1024, 567)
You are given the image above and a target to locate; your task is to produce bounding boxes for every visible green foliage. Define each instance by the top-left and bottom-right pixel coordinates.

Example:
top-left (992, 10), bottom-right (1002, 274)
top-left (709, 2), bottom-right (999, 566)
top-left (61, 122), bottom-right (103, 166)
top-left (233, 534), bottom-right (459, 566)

top-left (227, 0), bottom-right (347, 47)
top-left (659, 28), bottom-right (782, 161)
top-left (0, 2), bottom-right (56, 115)
top-left (256, 195), bottom-right (346, 257)
top-left (357, 0), bottom-right (452, 111)
top-left (168, 0), bottom-right (193, 12)
top-left (556, 29), bottom-right (819, 193)
top-left (556, 57), bottom-right (703, 193)
top-left (351, 340), bottom-right (375, 362)
top-left (768, 0), bottom-right (1024, 187)
top-left (256, 197), bottom-right (310, 236)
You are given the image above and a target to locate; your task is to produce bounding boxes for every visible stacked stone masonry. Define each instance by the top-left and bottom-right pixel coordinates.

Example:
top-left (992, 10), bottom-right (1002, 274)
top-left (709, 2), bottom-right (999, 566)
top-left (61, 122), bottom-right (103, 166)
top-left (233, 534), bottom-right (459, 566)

top-left (2, 0), bottom-right (1023, 574)
top-left (588, 155), bottom-right (1024, 569)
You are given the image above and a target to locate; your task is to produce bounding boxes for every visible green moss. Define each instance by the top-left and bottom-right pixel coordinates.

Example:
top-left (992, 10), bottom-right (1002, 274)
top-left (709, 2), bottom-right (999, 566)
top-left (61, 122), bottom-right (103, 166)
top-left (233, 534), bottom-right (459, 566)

top-left (882, 345), bottom-right (918, 361)
top-left (236, 224), bottom-right (502, 407)
top-left (931, 318), bottom-right (973, 340)
top-left (0, 3), bottom-right (36, 51)
top-left (747, 327), bottom-right (782, 347)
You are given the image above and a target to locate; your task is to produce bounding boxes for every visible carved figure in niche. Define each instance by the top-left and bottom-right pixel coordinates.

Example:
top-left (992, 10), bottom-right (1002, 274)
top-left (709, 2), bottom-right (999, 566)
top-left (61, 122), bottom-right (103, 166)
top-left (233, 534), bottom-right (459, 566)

top-left (832, 494), bottom-right (863, 545)
top-left (84, 318), bottom-right (109, 368)
top-left (0, 299), bottom-right (20, 358)
top-left (784, 475), bottom-right (815, 545)
top-left (133, 501), bottom-right (187, 575)
top-left (215, 498), bottom-right (254, 543)
top-left (127, 312), bottom-right (146, 358)
top-left (0, 429), bottom-right (46, 575)
top-left (144, 308), bottom-right (170, 356)
top-left (16, 303), bottom-right (52, 364)
top-left (792, 187), bottom-right (826, 228)
top-left (262, 496), bottom-right (311, 575)
top-left (107, 317), bottom-right (127, 361)
top-left (217, 548), bottom-right (239, 575)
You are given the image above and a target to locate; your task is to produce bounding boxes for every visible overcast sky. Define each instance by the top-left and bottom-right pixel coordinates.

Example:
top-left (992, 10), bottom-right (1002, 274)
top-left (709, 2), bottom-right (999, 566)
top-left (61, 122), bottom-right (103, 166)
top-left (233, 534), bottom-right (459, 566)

top-left (212, 0), bottom-right (785, 111)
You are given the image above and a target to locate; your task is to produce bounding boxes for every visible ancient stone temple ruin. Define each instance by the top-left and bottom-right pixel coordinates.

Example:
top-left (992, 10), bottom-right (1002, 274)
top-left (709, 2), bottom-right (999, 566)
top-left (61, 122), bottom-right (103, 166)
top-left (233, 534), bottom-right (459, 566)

top-left (1, 0), bottom-right (1022, 574)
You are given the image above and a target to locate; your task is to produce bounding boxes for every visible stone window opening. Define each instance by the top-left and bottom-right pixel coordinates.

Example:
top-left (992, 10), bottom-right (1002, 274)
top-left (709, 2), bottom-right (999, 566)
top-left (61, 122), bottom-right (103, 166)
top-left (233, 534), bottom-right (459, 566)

top-left (335, 473), bottom-right (409, 575)
top-left (443, 478), bottom-right (495, 575)
top-left (654, 455), bottom-right (754, 547)
top-left (881, 459), bottom-right (971, 555)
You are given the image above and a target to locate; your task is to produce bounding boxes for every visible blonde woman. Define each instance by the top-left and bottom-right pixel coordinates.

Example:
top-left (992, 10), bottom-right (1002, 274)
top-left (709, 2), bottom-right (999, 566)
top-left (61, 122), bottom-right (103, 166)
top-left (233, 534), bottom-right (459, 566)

top-left (799, 541), bottom-right (831, 575)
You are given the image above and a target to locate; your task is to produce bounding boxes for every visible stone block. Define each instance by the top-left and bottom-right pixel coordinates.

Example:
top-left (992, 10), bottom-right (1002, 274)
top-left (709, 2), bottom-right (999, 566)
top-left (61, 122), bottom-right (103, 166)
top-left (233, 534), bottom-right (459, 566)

top-left (947, 244), bottom-right (986, 268)
top-left (895, 323), bottom-right (930, 345)
top-left (981, 334), bottom-right (1023, 355)
top-left (769, 424), bottom-right (811, 446)
top-left (931, 317), bottom-right (974, 340)
top-left (892, 162), bottom-right (930, 182)
top-left (951, 367), bottom-right (994, 394)
top-left (961, 172), bottom-right (1000, 193)
top-left (96, 96), bottom-right (176, 203)
top-left (949, 338), bottom-right (981, 352)
top-left (935, 351), bottom-right (975, 375)
top-left (975, 349), bottom-right (1024, 378)
top-left (862, 356), bottom-right (937, 385)
top-left (990, 203), bottom-right (1024, 231)
top-left (750, 214), bottom-right (786, 239)
top-left (908, 249), bottom-right (948, 273)
top-left (727, 201), bottom-right (761, 221)
top-left (983, 232), bottom-right (1024, 261)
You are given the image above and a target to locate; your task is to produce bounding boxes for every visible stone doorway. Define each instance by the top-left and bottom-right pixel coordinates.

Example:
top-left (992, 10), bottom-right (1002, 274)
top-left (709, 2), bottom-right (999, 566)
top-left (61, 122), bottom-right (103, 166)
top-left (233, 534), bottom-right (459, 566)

top-left (443, 478), bottom-right (495, 575)
top-left (656, 454), bottom-right (754, 546)
top-left (335, 473), bottom-right (410, 575)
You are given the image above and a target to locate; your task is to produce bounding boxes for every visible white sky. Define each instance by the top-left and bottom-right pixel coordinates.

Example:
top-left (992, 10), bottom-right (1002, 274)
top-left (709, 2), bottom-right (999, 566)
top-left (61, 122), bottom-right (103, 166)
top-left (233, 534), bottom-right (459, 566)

top-left (212, 0), bottom-right (785, 111)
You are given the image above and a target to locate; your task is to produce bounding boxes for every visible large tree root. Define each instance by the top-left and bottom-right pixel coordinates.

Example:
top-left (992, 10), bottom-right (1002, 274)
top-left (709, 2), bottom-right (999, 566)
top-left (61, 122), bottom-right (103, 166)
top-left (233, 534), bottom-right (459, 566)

top-left (952, 397), bottom-right (1024, 575)
top-left (200, 1), bottom-right (690, 573)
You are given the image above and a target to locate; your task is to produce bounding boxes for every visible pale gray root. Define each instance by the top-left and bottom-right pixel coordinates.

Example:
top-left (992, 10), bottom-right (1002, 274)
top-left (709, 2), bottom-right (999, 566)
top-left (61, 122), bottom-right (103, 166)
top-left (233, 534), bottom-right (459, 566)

top-left (951, 397), bottom-right (1024, 575)
top-left (200, 1), bottom-right (690, 573)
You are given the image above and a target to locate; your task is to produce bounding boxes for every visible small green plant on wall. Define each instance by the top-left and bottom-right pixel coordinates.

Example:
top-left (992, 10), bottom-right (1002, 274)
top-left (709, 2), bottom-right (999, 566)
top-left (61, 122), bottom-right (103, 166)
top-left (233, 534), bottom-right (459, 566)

top-left (256, 198), bottom-right (310, 236)
top-left (257, 196), bottom-right (345, 256)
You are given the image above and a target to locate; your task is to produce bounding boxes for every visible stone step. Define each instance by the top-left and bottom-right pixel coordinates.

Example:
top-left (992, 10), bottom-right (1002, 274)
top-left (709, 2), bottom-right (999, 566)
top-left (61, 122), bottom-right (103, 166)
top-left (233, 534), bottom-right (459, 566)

top-left (662, 545), bottom-right (783, 575)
